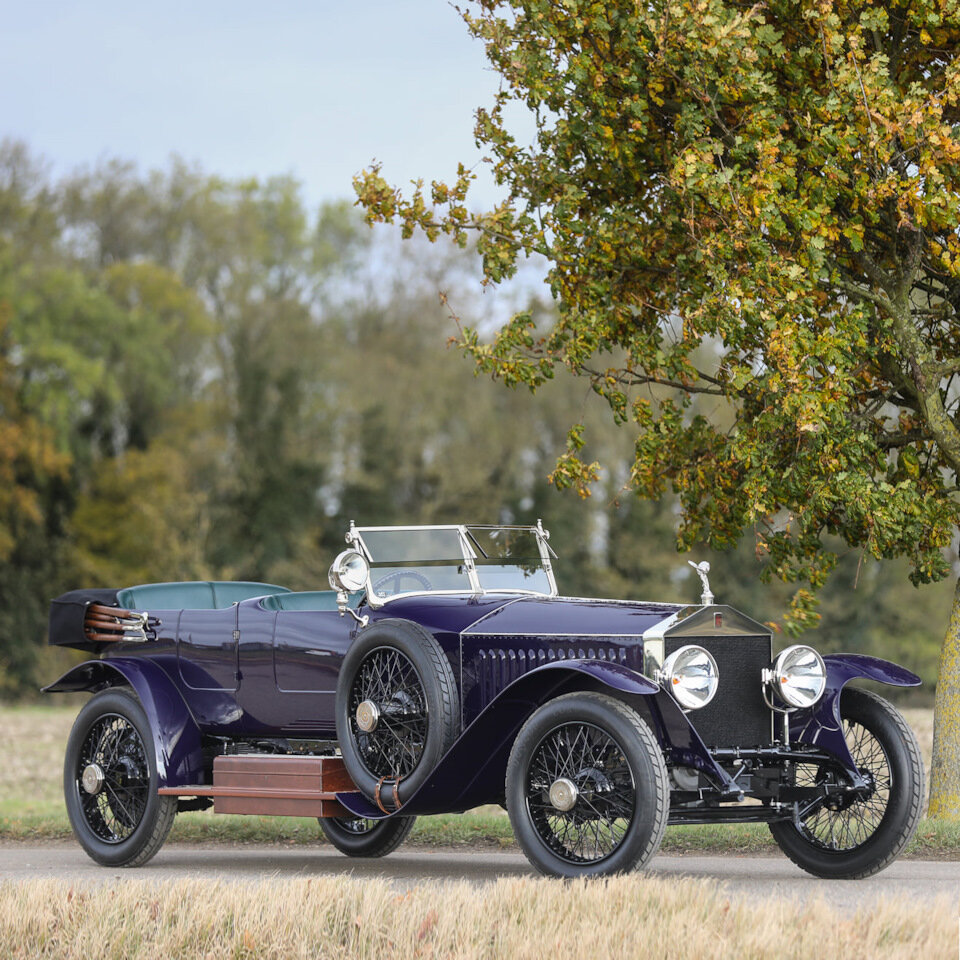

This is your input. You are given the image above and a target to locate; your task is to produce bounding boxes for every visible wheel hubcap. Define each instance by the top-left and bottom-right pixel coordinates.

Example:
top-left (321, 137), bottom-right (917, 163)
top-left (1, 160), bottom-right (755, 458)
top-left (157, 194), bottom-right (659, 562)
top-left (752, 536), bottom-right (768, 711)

top-left (548, 777), bottom-right (578, 812)
top-left (356, 700), bottom-right (380, 733)
top-left (81, 763), bottom-right (104, 795)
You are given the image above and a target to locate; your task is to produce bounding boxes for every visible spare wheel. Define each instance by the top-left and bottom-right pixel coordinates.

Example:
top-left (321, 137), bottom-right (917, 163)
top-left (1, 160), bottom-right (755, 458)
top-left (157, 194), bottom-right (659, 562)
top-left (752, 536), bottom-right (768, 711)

top-left (335, 619), bottom-right (459, 810)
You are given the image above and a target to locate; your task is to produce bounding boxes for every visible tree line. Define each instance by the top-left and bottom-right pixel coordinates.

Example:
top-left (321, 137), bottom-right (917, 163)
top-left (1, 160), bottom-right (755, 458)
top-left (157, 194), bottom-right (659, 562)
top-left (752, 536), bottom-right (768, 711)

top-left (0, 138), bottom-right (947, 697)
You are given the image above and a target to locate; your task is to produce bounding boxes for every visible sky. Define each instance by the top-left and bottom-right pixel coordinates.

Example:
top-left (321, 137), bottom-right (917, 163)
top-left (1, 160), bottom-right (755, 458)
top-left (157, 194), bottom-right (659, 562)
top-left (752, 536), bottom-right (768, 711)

top-left (0, 0), bottom-right (523, 209)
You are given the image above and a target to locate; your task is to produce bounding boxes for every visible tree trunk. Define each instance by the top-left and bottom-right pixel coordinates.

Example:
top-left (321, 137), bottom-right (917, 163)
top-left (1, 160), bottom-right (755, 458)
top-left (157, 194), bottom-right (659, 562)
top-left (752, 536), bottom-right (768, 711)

top-left (928, 576), bottom-right (960, 818)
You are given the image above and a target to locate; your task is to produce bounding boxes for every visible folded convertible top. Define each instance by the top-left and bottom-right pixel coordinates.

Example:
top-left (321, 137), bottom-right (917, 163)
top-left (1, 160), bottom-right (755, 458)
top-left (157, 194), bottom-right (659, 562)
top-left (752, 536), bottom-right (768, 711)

top-left (48, 588), bottom-right (122, 651)
top-left (48, 580), bottom-right (292, 651)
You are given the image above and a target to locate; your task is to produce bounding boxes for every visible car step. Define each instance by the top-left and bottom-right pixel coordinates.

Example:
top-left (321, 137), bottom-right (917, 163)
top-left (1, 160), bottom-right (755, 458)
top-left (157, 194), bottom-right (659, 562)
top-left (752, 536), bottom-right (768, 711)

top-left (157, 755), bottom-right (357, 818)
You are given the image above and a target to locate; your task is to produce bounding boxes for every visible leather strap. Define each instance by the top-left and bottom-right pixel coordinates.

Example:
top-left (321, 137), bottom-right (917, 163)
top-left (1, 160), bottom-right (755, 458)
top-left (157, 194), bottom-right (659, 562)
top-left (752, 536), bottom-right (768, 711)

top-left (374, 775), bottom-right (402, 814)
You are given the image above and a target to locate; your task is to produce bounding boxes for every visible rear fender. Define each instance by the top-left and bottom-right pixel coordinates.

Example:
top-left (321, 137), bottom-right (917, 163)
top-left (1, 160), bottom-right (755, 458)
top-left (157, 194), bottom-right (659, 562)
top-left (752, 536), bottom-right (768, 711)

top-left (43, 658), bottom-right (205, 788)
top-left (792, 654), bottom-right (921, 777)
top-left (336, 658), bottom-right (736, 819)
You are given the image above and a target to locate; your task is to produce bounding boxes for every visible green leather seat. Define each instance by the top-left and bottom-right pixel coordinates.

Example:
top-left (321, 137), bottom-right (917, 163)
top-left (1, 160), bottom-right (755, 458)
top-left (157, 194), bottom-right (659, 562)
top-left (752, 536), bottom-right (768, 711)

top-left (117, 581), bottom-right (290, 611)
top-left (212, 581), bottom-right (290, 607)
top-left (260, 590), bottom-right (362, 612)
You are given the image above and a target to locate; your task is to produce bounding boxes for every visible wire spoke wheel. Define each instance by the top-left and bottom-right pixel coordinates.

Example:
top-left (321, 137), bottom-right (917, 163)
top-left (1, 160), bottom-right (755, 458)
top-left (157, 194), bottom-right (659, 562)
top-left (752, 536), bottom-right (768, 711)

top-left (795, 718), bottom-right (892, 852)
top-left (768, 688), bottom-right (923, 879)
top-left (64, 690), bottom-right (177, 867)
top-left (525, 721), bottom-right (636, 864)
top-left (507, 694), bottom-right (668, 877)
top-left (318, 813), bottom-right (417, 857)
top-left (334, 817), bottom-right (379, 835)
top-left (336, 620), bottom-right (459, 811)
top-left (349, 646), bottom-right (429, 779)
top-left (75, 713), bottom-right (150, 844)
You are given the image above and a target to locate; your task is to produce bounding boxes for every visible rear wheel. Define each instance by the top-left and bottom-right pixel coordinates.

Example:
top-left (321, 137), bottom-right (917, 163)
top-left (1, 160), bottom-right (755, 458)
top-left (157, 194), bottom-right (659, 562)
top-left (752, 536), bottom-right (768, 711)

top-left (505, 692), bottom-right (669, 878)
top-left (63, 689), bottom-right (177, 867)
top-left (318, 815), bottom-right (416, 857)
top-left (769, 688), bottom-right (924, 879)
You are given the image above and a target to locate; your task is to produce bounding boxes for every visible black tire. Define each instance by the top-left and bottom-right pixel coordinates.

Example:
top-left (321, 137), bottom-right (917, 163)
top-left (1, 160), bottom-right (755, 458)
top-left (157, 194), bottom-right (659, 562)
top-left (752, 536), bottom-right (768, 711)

top-left (318, 815), bottom-right (416, 857)
top-left (335, 619), bottom-right (459, 808)
top-left (64, 689), bottom-right (177, 867)
top-left (769, 688), bottom-right (924, 879)
top-left (505, 692), bottom-right (669, 878)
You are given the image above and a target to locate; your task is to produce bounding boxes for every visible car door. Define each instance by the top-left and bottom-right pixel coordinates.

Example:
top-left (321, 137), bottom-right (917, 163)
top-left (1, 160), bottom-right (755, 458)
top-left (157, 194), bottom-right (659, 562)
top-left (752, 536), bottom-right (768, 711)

top-left (177, 607), bottom-right (239, 692)
top-left (271, 609), bottom-right (353, 735)
top-left (234, 597), bottom-right (354, 737)
top-left (176, 606), bottom-right (244, 730)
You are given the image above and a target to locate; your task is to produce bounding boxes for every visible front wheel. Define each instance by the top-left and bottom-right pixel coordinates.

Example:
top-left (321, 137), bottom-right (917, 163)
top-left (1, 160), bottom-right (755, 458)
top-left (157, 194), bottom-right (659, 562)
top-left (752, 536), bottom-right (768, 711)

top-left (63, 688), bottom-right (177, 867)
top-left (506, 692), bottom-right (669, 878)
top-left (769, 688), bottom-right (924, 879)
top-left (318, 815), bottom-right (416, 857)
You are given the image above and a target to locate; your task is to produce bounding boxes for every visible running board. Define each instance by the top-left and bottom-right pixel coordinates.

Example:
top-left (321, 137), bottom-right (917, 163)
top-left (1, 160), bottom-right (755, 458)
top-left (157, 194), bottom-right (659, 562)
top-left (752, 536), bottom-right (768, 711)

top-left (158, 755), bottom-right (356, 818)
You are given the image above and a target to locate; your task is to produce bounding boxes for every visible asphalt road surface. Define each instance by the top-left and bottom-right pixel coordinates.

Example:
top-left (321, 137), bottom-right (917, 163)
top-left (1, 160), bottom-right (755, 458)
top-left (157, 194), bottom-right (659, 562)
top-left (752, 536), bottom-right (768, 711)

top-left (1, 843), bottom-right (957, 911)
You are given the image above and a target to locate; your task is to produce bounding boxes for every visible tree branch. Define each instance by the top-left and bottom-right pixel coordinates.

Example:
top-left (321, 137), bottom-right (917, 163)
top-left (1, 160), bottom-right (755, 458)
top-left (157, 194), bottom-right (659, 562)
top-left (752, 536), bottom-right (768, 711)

top-left (583, 365), bottom-right (728, 396)
top-left (928, 358), bottom-right (960, 379)
top-left (876, 428), bottom-right (929, 449)
top-left (825, 276), bottom-right (894, 312)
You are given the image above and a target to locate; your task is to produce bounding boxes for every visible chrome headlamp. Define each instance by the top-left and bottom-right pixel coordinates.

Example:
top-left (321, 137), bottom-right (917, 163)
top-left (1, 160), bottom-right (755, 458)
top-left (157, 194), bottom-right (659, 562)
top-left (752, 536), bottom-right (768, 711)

top-left (658, 644), bottom-right (719, 710)
top-left (763, 644), bottom-right (826, 709)
top-left (328, 549), bottom-right (370, 594)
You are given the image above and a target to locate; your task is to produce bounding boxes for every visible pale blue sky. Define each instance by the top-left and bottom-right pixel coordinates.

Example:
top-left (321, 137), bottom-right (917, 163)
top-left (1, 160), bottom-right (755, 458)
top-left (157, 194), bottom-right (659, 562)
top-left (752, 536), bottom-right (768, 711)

top-left (0, 1), bottom-right (520, 207)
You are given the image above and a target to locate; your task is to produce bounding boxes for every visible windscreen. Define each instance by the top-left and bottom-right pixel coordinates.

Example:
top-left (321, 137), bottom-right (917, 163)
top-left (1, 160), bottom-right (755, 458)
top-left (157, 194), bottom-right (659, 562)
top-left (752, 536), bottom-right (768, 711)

top-left (466, 526), bottom-right (554, 594)
top-left (359, 528), bottom-right (465, 563)
top-left (465, 526), bottom-right (550, 560)
top-left (354, 525), bottom-right (555, 600)
top-left (358, 528), bottom-right (472, 602)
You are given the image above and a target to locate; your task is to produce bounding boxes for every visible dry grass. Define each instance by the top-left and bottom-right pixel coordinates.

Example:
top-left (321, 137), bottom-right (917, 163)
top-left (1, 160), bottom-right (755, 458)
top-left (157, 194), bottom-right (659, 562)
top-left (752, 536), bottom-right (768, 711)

top-left (0, 705), bottom-right (69, 810)
top-left (903, 707), bottom-right (934, 776)
top-left (0, 876), bottom-right (954, 960)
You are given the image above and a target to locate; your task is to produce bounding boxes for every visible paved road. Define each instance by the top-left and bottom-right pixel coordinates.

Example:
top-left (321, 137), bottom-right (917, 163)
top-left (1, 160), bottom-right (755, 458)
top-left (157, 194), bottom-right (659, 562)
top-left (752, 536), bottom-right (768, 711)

top-left (1, 843), bottom-right (957, 911)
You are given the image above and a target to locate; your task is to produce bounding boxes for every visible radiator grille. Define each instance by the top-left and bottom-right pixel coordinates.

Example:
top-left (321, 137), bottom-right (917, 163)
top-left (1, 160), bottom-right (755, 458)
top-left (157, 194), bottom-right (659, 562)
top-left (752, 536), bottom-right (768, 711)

top-left (666, 635), bottom-right (773, 748)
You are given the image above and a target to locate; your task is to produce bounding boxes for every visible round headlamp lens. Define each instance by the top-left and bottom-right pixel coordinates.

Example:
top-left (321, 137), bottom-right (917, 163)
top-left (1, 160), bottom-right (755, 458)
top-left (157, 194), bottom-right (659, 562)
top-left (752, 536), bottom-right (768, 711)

top-left (660, 644), bottom-right (719, 710)
top-left (771, 644), bottom-right (826, 708)
top-left (328, 550), bottom-right (369, 593)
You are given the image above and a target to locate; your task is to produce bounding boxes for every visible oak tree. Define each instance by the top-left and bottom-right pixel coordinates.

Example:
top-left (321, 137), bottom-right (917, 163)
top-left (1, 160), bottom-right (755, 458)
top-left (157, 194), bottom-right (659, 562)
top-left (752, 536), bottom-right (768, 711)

top-left (355, 0), bottom-right (960, 815)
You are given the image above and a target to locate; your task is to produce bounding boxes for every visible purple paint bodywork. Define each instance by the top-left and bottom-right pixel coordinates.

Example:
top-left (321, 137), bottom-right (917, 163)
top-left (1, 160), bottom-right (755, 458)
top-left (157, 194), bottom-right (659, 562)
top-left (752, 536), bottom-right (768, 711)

top-left (44, 591), bottom-right (922, 813)
top-left (791, 654), bottom-right (922, 775)
top-left (44, 656), bottom-right (205, 788)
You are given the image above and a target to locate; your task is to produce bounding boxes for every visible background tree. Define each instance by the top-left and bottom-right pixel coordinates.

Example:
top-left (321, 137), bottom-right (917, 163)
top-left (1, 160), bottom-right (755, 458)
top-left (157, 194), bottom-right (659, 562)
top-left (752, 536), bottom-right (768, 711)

top-left (355, 1), bottom-right (960, 815)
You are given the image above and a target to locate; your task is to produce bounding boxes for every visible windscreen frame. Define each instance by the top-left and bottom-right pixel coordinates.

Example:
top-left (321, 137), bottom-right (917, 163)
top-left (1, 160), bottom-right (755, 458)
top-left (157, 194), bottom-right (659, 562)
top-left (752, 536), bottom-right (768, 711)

top-left (346, 522), bottom-right (558, 607)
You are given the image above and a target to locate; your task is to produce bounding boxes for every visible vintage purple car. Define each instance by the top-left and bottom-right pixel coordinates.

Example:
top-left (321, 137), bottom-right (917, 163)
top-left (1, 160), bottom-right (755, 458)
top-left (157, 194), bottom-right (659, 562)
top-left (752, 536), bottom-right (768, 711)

top-left (44, 522), bottom-right (924, 878)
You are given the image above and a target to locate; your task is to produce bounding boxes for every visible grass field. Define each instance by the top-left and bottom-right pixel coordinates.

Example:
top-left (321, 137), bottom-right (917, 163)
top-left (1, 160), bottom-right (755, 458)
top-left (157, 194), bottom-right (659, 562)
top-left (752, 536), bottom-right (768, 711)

top-left (1, 703), bottom-right (956, 858)
top-left (0, 875), bottom-right (955, 960)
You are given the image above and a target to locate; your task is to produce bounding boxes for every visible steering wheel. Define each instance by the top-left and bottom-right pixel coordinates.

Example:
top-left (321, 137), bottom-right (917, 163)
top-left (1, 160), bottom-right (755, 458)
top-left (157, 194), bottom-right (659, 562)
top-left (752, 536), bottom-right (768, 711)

top-left (372, 570), bottom-right (433, 597)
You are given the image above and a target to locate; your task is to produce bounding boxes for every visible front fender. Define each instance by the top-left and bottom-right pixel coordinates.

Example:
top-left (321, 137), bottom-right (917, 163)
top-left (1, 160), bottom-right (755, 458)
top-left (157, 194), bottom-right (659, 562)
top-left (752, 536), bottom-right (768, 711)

top-left (43, 659), bottom-right (205, 788)
top-left (336, 658), bottom-right (736, 819)
top-left (792, 654), bottom-right (921, 777)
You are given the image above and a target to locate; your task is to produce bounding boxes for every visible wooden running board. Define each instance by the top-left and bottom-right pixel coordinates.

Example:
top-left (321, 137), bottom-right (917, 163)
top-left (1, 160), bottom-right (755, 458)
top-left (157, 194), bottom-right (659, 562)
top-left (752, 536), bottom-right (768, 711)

top-left (158, 755), bottom-right (356, 818)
